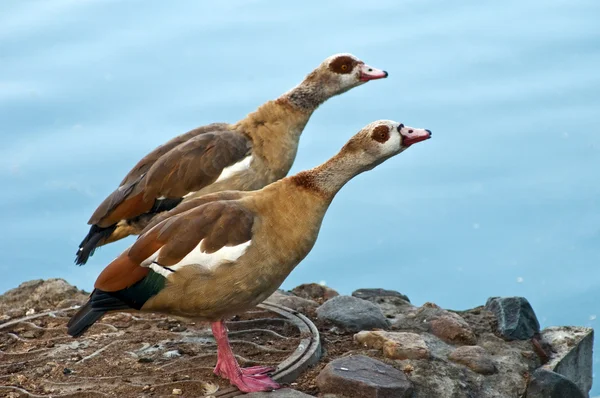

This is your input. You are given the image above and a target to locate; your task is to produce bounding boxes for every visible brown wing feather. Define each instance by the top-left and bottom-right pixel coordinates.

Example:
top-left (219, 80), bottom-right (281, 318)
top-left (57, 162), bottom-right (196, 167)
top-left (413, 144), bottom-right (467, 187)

top-left (94, 201), bottom-right (255, 292)
top-left (88, 127), bottom-right (250, 227)
top-left (140, 190), bottom-right (248, 233)
top-left (142, 131), bottom-right (251, 200)
top-left (120, 123), bottom-right (229, 186)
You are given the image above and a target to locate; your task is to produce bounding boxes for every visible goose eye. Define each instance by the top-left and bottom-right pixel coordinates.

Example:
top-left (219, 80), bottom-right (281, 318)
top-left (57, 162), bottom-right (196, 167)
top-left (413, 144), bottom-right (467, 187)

top-left (371, 125), bottom-right (390, 143)
top-left (341, 64), bottom-right (348, 71)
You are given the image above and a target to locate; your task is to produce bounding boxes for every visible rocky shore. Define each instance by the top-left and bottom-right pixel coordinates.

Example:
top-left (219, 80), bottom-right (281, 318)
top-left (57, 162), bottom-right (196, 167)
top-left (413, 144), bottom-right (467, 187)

top-left (0, 279), bottom-right (594, 397)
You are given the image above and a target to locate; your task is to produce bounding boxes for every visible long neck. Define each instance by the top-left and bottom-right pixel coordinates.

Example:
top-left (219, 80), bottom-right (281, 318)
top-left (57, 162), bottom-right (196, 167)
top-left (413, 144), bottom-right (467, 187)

top-left (290, 151), bottom-right (368, 201)
top-left (282, 78), bottom-right (332, 112)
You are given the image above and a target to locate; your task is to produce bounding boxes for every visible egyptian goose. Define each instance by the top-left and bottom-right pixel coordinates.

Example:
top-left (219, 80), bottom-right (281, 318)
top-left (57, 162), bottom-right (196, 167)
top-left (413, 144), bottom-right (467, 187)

top-left (76, 53), bottom-right (388, 265)
top-left (67, 120), bottom-right (431, 392)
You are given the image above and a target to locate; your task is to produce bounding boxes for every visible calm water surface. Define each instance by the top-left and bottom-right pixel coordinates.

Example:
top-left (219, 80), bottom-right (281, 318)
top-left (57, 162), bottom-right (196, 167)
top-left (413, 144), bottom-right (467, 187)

top-left (1, 0), bottom-right (599, 393)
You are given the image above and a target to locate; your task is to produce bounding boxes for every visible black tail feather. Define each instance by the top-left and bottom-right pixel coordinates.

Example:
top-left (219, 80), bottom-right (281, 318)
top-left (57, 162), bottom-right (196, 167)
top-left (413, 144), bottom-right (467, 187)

top-left (75, 224), bottom-right (117, 265)
top-left (149, 197), bottom-right (183, 213)
top-left (67, 289), bottom-right (131, 337)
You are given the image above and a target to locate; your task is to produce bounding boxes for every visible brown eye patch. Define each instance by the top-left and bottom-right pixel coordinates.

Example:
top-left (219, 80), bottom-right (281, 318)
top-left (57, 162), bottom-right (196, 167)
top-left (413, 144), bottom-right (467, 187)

top-left (371, 125), bottom-right (390, 143)
top-left (329, 55), bottom-right (358, 74)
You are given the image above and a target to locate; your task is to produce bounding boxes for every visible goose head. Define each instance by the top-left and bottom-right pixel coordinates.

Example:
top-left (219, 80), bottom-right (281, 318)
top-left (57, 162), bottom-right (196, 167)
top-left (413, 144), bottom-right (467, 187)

top-left (286, 53), bottom-right (388, 109)
top-left (314, 53), bottom-right (388, 96)
top-left (341, 120), bottom-right (432, 172)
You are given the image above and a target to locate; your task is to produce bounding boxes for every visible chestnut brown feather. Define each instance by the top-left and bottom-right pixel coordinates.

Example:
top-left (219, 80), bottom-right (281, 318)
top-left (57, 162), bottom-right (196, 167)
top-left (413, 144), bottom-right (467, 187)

top-left (142, 191), bottom-right (249, 232)
top-left (141, 131), bottom-right (251, 200)
top-left (119, 123), bottom-right (230, 187)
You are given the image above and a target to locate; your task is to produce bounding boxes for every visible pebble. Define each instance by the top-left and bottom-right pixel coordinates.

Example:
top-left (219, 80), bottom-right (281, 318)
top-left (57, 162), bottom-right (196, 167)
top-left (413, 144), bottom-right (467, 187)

top-left (429, 314), bottom-right (477, 345)
top-left (172, 388), bottom-right (182, 395)
top-left (354, 331), bottom-right (430, 360)
top-left (163, 350), bottom-right (182, 359)
top-left (448, 345), bottom-right (497, 375)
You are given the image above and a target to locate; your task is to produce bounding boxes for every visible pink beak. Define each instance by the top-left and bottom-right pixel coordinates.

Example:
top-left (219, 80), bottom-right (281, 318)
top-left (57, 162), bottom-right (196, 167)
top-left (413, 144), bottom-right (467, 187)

top-left (359, 64), bottom-right (388, 81)
top-left (400, 126), bottom-right (432, 147)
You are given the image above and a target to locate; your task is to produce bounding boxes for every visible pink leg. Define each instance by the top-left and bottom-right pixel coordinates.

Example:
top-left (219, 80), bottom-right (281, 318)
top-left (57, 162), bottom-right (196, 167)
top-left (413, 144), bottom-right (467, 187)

top-left (211, 320), bottom-right (280, 393)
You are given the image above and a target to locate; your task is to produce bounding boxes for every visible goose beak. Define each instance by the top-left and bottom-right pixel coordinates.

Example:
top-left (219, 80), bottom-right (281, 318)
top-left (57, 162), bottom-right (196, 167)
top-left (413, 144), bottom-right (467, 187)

top-left (401, 128), bottom-right (432, 147)
top-left (359, 64), bottom-right (388, 81)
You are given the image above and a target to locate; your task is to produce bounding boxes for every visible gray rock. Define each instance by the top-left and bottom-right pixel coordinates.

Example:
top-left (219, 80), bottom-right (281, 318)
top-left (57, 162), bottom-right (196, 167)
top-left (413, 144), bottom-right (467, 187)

top-left (265, 290), bottom-right (319, 313)
top-left (361, 296), bottom-right (414, 327)
top-left (526, 368), bottom-right (585, 398)
top-left (316, 295), bottom-right (389, 332)
top-left (485, 297), bottom-right (540, 340)
top-left (541, 326), bottom-right (594, 396)
top-left (352, 288), bottom-right (410, 303)
top-left (316, 355), bottom-right (413, 398)
top-left (245, 388), bottom-right (315, 397)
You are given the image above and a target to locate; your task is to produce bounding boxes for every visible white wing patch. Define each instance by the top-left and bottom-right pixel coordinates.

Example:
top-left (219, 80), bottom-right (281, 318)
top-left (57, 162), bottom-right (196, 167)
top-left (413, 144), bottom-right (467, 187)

top-left (149, 262), bottom-right (174, 278)
top-left (215, 155), bottom-right (252, 183)
top-left (143, 240), bottom-right (252, 275)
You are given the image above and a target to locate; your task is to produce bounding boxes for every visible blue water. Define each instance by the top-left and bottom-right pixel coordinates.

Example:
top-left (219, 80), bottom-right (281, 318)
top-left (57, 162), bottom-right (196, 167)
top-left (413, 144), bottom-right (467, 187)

top-left (1, 0), bottom-right (599, 393)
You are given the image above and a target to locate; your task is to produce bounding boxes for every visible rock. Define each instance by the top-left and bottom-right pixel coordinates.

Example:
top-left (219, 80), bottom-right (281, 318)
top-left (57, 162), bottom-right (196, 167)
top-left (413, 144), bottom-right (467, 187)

top-left (245, 388), bottom-right (315, 397)
top-left (541, 326), bottom-right (593, 396)
top-left (316, 296), bottom-right (389, 332)
top-left (316, 355), bottom-right (413, 398)
top-left (162, 350), bottom-right (181, 359)
top-left (448, 345), bottom-right (497, 375)
top-left (429, 314), bottom-right (477, 345)
top-left (485, 297), bottom-right (540, 340)
top-left (351, 289), bottom-right (413, 326)
top-left (291, 283), bottom-right (339, 302)
top-left (526, 368), bottom-right (585, 398)
top-left (391, 302), bottom-right (477, 346)
top-left (352, 288), bottom-right (410, 303)
top-left (354, 331), bottom-right (430, 360)
top-left (265, 290), bottom-right (319, 313)
top-left (0, 279), bottom-right (88, 314)
top-left (368, 296), bottom-right (414, 321)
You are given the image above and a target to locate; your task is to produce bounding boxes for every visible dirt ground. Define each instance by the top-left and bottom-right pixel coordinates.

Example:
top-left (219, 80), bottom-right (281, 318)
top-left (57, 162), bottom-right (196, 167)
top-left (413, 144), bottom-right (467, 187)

top-left (0, 307), bottom-right (306, 397)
